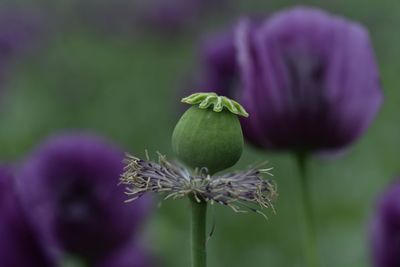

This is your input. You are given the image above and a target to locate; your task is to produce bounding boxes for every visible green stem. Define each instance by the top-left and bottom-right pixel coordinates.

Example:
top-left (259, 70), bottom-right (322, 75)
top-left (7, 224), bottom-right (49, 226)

top-left (190, 196), bottom-right (207, 267)
top-left (59, 255), bottom-right (87, 267)
top-left (296, 153), bottom-right (319, 267)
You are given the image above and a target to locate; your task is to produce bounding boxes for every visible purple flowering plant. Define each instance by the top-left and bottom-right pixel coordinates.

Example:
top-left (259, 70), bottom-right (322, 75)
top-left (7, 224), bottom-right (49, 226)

top-left (237, 8), bottom-right (382, 152)
top-left (0, 166), bottom-right (54, 267)
top-left (16, 133), bottom-right (152, 266)
top-left (371, 181), bottom-right (400, 267)
top-left (120, 92), bottom-right (277, 267)
top-left (0, 3), bottom-right (388, 267)
top-left (134, 0), bottom-right (226, 35)
top-left (0, 8), bottom-right (45, 93)
top-left (189, 6), bottom-right (383, 267)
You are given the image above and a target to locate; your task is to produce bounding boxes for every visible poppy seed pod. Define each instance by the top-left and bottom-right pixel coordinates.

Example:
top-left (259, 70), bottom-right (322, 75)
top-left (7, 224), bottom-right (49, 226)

top-left (172, 92), bottom-right (248, 174)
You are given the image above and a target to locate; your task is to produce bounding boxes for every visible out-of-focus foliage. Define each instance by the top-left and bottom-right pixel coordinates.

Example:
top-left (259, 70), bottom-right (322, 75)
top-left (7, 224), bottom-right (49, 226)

top-left (0, 0), bottom-right (399, 267)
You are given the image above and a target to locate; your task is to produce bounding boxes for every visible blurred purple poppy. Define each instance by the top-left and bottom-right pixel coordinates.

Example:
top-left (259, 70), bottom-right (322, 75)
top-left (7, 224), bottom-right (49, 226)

top-left (0, 9), bottom-right (44, 61)
top-left (0, 9), bottom-right (45, 92)
top-left (196, 30), bottom-right (237, 95)
top-left (0, 166), bottom-right (54, 266)
top-left (178, 29), bottom-right (240, 109)
top-left (135, 0), bottom-right (226, 34)
top-left (236, 7), bottom-right (383, 152)
top-left (74, 0), bottom-right (222, 36)
top-left (17, 133), bottom-right (151, 264)
top-left (74, 0), bottom-right (138, 35)
top-left (371, 181), bottom-right (400, 267)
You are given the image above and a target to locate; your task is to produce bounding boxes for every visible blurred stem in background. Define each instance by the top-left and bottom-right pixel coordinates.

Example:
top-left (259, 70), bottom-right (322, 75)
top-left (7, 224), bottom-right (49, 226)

top-left (60, 255), bottom-right (87, 267)
top-left (296, 153), bottom-right (319, 267)
top-left (190, 196), bottom-right (207, 267)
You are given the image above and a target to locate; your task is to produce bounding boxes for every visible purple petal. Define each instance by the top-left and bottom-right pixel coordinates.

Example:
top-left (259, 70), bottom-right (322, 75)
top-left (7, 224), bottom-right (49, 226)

top-left (0, 166), bottom-right (54, 266)
top-left (236, 6), bottom-right (383, 152)
top-left (370, 181), bottom-right (400, 267)
top-left (17, 132), bottom-right (152, 263)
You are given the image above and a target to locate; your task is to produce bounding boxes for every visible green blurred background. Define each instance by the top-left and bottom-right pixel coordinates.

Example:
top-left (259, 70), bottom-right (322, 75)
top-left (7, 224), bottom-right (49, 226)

top-left (0, 0), bottom-right (399, 266)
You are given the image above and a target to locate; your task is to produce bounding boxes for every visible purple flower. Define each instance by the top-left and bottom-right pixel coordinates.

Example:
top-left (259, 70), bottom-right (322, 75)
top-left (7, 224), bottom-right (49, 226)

top-left (179, 29), bottom-right (240, 107)
top-left (371, 181), bottom-right (400, 267)
top-left (74, 0), bottom-right (138, 35)
top-left (196, 30), bottom-right (237, 95)
top-left (74, 0), bottom-right (227, 36)
top-left (236, 7), bottom-right (383, 151)
top-left (0, 166), bottom-right (54, 266)
top-left (17, 133), bottom-right (151, 263)
top-left (0, 9), bottom-right (45, 94)
top-left (0, 9), bottom-right (44, 60)
top-left (136, 0), bottom-right (225, 34)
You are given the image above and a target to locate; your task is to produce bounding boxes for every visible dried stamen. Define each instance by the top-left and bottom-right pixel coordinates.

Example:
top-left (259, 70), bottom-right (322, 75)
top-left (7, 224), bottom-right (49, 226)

top-left (120, 153), bottom-right (277, 217)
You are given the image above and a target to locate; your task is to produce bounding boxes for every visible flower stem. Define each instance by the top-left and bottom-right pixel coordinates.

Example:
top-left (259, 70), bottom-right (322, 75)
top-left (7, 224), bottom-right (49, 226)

top-left (296, 153), bottom-right (319, 267)
top-left (60, 255), bottom-right (87, 267)
top-left (190, 195), bottom-right (207, 267)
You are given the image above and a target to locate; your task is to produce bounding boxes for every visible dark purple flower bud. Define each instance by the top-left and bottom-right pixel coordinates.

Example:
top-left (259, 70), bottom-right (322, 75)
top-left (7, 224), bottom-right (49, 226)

top-left (0, 9), bottom-right (44, 60)
top-left (96, 243), bottom-right (154, 267)
top-left (370, 181), bottom-right (400, 267)
top-left (137, 0), bottom-right (197, 31)
top-left (135, 0), bottom-right (225, 34)
top-left (197, 30), bottom-right (237, 95)
top-left (178, 29), bottom-right (240, 108)
top-left (74, 0), bottom-right (138, 35)
top-left (17, 133), bottom-right (151, 263)
top-left (0, 166), bottom-right (54, 267)
top-left (236, 7), bottom-right (383, 152)
top-left (0, 8), bottom-right (46, 96)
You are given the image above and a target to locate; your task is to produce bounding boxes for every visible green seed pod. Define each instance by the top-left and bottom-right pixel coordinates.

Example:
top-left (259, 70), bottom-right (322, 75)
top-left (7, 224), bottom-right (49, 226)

top-left (172, 92), bottom-right (249, 174)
